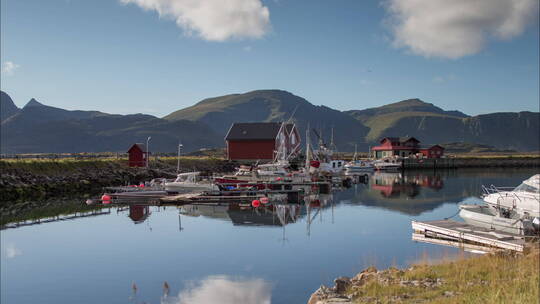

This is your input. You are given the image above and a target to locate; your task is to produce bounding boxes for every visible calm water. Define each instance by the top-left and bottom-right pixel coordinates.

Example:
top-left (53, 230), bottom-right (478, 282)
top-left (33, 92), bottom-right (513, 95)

top-left (1, 168), bottom-right (537, 304)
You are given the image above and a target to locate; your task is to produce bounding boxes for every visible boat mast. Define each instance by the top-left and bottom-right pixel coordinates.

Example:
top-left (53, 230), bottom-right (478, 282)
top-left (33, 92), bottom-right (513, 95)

top-left (305, 122), bottom-right (311, 170)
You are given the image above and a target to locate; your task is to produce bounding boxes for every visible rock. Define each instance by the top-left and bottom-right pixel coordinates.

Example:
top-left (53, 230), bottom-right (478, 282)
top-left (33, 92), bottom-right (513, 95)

top-left (334, 277), bottom-right (351, 294)
top-left (443, 291), bottom-right (455, 297)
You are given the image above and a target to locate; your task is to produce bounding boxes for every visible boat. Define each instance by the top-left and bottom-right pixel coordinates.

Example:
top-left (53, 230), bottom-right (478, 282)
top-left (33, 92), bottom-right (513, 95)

top-left (372, 157), bottom-right (402, 171)
top-left (459, 204), bottom-right (538, 236)
top-left (458, 174), bottom-right (540, 236)
top-left (344, 160), bottom-right (374, 175)
top-left (482, 174), bottom-right (539, 217)
top-left (164, 172), bottom-right (219, 193)
top-left (344, 144), bottom-right (374, 175)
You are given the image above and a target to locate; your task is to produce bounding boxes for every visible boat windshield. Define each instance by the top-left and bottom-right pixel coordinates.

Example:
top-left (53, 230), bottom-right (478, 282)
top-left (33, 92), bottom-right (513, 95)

top-left (513, 182), bottom-right (540, 194)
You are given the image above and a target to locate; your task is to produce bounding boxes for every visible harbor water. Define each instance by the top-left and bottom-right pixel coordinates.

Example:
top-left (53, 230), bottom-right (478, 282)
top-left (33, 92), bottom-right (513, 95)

top-left (1, 168), bottom-right (537, 304)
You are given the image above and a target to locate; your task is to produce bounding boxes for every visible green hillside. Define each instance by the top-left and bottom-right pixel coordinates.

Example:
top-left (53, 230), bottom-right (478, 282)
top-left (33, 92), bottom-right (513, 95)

top-left (165, 89), bottom-right (370, 151)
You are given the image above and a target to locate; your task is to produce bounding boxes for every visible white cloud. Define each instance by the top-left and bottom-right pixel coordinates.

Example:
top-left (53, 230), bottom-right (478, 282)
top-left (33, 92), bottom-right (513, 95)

top-left (120, 0), bottom-right (271, 41)
top-left (384, 0), bottom-right (539, 59)
top-left (243, 45), bottom-right (253, 52)
top-left (161, 275), bottom-right (271, 304)
top-left (1, 61), bottom-right (20, 75)
top-left (5, 243), bottom-right (22, 259)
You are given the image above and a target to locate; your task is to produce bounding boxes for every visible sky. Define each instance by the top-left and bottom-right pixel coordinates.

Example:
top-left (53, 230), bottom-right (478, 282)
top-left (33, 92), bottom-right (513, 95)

top-left (1, 0), bottom-right (539, 117)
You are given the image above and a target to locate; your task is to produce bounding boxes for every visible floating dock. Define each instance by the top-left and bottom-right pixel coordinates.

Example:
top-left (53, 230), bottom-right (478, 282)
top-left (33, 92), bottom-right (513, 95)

top-left (412, 220), bottom-right (527, 252)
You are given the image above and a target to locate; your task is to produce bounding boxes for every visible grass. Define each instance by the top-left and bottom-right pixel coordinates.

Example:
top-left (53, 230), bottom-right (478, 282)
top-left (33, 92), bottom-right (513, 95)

top-left (349, 248), bottom-right (540, 303)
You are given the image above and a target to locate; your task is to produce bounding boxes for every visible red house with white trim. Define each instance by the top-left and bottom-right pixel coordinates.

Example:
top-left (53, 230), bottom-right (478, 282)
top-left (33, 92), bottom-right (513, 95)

top-left (372, 137), bottom-right (444, 159)
top-left (225, 122), bottom-right (301, 161)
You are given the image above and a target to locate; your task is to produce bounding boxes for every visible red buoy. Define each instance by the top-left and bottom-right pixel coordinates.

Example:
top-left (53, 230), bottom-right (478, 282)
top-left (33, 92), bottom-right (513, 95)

top-left (260, 197), bottom-right (269, 204)
top-left (251, 200), bottom-right (261, 208)
top-left (101, 194), bottom-right (111, 204)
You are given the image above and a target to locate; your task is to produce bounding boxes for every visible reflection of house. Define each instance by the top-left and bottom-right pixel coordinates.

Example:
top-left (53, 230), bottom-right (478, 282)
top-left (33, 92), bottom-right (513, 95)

top-left (371, 137), bottom-right (444, 159)
top-left (129, 205), bottom-right (151, 223)
top-left (225, 122), bottom-right (301, 161)
top-left (371, 172), bottom-right (444, 198)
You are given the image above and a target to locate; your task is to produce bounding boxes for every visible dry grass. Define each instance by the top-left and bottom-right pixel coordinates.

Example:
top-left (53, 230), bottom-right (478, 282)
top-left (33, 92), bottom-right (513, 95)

top-left (351, 248), bottom-right (539, 303)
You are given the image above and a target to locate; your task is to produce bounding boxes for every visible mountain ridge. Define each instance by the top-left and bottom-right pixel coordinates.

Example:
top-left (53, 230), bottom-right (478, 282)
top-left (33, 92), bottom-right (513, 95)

top-left (1, 90), bottom-right (538, 153)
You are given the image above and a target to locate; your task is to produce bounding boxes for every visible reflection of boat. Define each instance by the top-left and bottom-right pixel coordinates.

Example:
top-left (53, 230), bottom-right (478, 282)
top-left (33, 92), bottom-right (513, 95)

top-left (164, 172), bottom-right (218, 193)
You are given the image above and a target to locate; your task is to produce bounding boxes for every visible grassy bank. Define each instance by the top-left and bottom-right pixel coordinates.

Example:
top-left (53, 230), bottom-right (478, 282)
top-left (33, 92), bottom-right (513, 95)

top-left (345, 248), bottom-right (539, 303)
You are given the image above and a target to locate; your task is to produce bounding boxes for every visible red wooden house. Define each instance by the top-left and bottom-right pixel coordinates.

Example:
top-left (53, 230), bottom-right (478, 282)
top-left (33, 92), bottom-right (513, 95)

top-left (127, 143), bottom-right (147, 167)
top-left (372, 137), bottom-right (444, 159)
top-left (225, 122), bottom-right (301, 161)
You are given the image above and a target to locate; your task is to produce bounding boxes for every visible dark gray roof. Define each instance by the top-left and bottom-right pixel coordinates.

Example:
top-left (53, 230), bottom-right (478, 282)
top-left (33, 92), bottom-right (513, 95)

top-left (128, 143), bottom-right (146, 152)
top-left (225, 122), bottom-right (283, 141)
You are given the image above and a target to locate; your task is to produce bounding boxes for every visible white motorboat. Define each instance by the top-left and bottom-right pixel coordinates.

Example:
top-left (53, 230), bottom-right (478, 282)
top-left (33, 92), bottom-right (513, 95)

top-left (344, 160), bottom-right (374, 175)
top-left (482, 174), bottom-right (540, 217)
top-left (372, 157), bottom-right (402, 171)
top-left (458, 174), bottom-right (540, 236)
top-left (459, 204), bottom-right (539, 235)
top-left (164, 172), bottom-right (219, 193)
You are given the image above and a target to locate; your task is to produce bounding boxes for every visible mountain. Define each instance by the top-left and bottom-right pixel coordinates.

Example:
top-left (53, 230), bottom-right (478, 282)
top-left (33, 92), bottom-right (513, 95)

top-left (0, 91), bottom-right (222, 154)
top-left (1, 90), bottom-right (538, 153)
top-left (346, 98), bottom-right (468, 123)
top-left (164, 89), bottom-right (370, 151)
top-left (345, 99), bottom-right (539, 151)
top-left (1, 91), bottom-right (20, 121)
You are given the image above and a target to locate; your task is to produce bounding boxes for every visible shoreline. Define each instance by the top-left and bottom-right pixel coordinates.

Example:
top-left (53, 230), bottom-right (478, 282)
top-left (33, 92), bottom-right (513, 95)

top-left (308, 247), bottom-right (539, 304)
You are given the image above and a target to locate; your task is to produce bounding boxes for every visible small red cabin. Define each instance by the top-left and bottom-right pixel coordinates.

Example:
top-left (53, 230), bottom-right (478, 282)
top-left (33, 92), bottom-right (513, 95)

top-left (127, 143), bottom-right (147, 167)
top-left (225, 122), bottom-right (301, 161)
top-left (420, 145), bottom-right (445, 159)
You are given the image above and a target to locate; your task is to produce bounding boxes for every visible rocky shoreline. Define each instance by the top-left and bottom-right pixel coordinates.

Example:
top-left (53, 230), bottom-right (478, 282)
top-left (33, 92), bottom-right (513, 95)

top-left (0, 158), bottom-right (236, 212)
top-left (307, 247), bottom-right (539, 304)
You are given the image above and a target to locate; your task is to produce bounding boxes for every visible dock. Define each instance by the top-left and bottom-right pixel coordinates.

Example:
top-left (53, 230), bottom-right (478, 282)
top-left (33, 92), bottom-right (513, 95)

top-left (161, 189), bottom-right (303, 204)
top-left (412, 220), bottom-right (527, 252)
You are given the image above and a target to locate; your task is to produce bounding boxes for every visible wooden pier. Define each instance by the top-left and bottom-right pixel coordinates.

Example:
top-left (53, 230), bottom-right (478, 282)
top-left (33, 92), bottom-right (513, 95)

top-left (412, 220), bottom-right (527, 252)
top-left (161, 189), bottom-right (303, 204)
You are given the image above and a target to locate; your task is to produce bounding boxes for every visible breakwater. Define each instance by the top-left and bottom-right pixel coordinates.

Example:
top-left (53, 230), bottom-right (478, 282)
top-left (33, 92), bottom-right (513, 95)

top-left (403, 157), bottom-right (540, 169)
top-left (0, 158), bottom-right (236, 204)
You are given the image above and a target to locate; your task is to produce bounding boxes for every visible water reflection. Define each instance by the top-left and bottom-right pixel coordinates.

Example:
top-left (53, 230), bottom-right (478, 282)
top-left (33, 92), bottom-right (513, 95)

top-left (128, 276), bottom-right (272, 304)
top-left (337, 171), bottom-right (481, 215)
top-left (2, 168), bottom-right (538, 304)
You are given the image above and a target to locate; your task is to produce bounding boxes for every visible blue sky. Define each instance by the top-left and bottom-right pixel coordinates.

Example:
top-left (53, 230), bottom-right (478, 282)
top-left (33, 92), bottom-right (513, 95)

top-left (1, 0), bottom-right (539, 117)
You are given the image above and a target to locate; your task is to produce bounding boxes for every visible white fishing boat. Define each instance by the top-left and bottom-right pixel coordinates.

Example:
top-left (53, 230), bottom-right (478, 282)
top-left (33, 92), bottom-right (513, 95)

top-left (164, 172), bottom-right (219, 193)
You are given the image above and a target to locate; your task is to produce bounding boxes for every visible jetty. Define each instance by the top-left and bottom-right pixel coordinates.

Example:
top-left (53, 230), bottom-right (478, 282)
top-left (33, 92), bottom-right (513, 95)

top-left (412, 220), bottom-right (530, 252)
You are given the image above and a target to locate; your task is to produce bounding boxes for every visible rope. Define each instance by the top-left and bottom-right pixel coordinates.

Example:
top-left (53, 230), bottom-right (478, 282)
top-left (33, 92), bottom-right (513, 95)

top-left (444, 209), bottom-right (461, 220)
